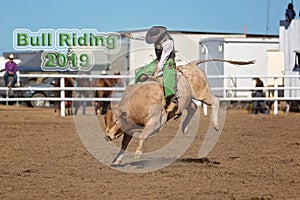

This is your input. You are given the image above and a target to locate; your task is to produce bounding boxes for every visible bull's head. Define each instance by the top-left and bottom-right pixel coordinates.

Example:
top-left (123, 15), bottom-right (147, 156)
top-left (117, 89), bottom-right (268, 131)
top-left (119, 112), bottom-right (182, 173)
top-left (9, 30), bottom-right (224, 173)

top-left (104, 109), bottom-right (126, 141)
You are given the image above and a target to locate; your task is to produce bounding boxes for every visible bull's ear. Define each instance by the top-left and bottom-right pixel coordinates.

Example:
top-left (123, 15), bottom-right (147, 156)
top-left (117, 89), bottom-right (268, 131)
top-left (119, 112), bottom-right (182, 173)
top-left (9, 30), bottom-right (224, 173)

top-left (112, 108), bottom-right (120, 116)
top-left (120, 112), bottom-right (127, 119)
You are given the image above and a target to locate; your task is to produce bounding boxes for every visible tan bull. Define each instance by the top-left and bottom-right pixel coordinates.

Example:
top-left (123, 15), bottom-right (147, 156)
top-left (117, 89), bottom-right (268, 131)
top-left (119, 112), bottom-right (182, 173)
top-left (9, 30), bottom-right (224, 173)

top-left (105, 59), bottom-right (254, 165)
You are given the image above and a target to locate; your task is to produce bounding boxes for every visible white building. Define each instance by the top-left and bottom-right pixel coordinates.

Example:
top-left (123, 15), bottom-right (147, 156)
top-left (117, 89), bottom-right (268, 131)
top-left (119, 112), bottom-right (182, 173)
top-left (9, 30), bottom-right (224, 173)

top-left (71, 29), bottom-right (282, 92)
top-left (120, 30), bottom-right (246, 75)
top-left (279, 19), bottom-right (300, 98)
top-left (81, 30), bottom-right (247, 75)
top-left (199, 37), bottom-right (281, 98)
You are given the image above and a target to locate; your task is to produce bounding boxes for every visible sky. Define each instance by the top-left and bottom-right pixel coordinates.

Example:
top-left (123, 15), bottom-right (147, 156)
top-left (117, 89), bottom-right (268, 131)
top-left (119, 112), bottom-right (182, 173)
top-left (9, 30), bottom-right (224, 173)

top-left (0, 0), bottom-right (298, 54)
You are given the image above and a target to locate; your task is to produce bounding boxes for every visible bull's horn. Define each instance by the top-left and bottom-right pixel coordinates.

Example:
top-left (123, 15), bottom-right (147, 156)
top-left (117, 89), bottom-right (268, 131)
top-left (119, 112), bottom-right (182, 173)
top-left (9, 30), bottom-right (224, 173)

top-left (120, 111), bottom-right (128, 127)
top-left (120, 111), bottom-right (127, 118)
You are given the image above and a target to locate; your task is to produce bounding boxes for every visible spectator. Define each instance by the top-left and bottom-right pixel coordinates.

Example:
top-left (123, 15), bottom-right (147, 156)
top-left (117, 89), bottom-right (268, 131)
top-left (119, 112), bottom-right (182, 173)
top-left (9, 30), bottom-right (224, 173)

top-left (251, 78), bottom-right (269, 114)
top-left (73, 77), bottom-right (90, 115)
top-left (285, 3), bottom-right (296, 22)
top-left (4, 54), bottom-right (18, 88)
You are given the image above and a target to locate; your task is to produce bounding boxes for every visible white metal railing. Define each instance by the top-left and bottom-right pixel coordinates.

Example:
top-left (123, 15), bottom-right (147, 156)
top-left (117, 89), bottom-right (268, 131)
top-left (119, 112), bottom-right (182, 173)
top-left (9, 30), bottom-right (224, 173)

top-left (0, 73), bottom-right (300, 116)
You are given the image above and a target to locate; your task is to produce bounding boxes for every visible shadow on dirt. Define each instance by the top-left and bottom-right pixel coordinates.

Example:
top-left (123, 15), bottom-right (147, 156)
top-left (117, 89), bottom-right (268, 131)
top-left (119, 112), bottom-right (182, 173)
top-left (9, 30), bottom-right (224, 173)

top-left (111, 157), bottom-right (176, 169)
top-left (178, 157), bottom-right (220, 165)
top-left (110, 157), bottom-right (220, 169)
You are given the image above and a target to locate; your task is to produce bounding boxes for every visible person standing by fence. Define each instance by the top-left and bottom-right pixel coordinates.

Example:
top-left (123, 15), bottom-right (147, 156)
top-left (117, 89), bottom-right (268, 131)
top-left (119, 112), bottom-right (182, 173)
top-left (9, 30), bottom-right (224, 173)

top-left (251, 78), bottom-right (269, 114)
top-left (73, 77), bottom-right (90, 115)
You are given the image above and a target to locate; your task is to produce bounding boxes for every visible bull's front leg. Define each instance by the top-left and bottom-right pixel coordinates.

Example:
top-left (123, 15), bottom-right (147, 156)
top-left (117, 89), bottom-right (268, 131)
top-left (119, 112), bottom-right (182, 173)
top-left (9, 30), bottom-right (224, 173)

top-left (135, 120), bottom-right (161, 159)
top-left (135, 105), bottom-right (165, 159)
top-left (112, 133), bottom-right (133, 165)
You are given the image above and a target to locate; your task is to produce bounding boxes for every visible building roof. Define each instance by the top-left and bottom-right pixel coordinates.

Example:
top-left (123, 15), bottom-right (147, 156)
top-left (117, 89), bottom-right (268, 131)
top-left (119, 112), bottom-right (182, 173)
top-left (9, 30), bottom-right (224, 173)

top-left (118, 28), bottom-right (278, 38)
top-left (200, 37), bottom-right (279, 44)
top-left (17, 51), bottom-right (43, 68)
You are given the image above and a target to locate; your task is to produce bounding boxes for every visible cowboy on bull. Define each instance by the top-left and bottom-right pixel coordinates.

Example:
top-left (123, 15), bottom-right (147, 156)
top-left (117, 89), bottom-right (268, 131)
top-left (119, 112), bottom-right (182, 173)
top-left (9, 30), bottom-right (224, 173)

top-left (123, 26), bottom-right (177, 113)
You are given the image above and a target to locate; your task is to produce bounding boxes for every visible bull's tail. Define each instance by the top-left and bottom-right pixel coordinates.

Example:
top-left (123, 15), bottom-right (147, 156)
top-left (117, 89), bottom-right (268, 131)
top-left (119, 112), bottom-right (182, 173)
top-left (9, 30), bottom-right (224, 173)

top-left (191, 59), bottom-right (255, 66)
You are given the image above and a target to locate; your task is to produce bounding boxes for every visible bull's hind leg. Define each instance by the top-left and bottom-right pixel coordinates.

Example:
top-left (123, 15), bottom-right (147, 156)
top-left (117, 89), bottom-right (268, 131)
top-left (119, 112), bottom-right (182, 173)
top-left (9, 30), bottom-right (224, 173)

top-left (211, 95), bottom-right (220, 130)
top-left (203, 95), bottom-right (220, 131)
top-left (181, 101), bottom-right (197, 134)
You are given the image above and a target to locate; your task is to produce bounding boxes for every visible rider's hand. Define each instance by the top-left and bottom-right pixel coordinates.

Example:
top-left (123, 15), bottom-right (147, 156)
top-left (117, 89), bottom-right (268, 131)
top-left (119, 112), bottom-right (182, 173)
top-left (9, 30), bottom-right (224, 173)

top-left (122, 33), bottom-right (131, 38)
top-left (153, 68), bottom-right (162, 78)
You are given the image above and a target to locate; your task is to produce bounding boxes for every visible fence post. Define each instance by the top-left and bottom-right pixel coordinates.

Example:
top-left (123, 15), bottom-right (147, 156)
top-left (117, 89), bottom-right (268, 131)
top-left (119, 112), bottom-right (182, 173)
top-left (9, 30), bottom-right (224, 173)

top-left (273, 77), bottom-right (278, 115)
top-left (6, 89), bottom-right (8, 106)
top-left (60, 77), bottom-right (65, 117)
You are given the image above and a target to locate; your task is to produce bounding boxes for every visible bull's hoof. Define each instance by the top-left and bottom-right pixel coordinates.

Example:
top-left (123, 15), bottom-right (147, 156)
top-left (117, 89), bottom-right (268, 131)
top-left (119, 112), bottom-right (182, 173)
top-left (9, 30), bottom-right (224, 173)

top-left (134, 151), bottom-right (142, 160)
top-left (111, 163), bottom-right (120, 168)
top-left (182, 127), bottom-right (189, 135)
top-left (112, 159), bottom-right (122, 166)
top-left (112, 160), bottom-right (122, 166)
top-left (112, 154), bottom-right (124, 165)
top-left (213, 124), bottom-right (220, 131)
top-left (104, 135), bottom-right (112, 141)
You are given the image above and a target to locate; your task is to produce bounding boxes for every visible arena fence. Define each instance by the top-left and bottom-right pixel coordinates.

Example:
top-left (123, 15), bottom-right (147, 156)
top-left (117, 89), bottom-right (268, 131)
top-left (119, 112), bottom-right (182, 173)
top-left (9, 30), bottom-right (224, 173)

top-left (0, 74), bottom-right (299, 117)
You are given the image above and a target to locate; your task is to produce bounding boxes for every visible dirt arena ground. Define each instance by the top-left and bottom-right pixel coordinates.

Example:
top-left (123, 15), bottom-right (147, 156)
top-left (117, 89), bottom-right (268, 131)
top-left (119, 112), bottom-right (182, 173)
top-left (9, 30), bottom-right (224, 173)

top-left (0, 105), bottom-right (299, 200)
